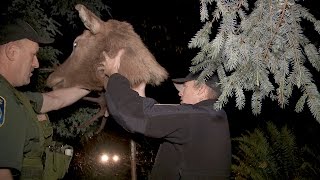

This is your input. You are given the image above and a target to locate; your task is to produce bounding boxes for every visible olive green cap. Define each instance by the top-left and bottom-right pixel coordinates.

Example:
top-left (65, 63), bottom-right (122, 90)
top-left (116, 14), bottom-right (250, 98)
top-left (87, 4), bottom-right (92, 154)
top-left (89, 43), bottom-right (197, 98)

top-left (0, 19), bottom-right (54, 45)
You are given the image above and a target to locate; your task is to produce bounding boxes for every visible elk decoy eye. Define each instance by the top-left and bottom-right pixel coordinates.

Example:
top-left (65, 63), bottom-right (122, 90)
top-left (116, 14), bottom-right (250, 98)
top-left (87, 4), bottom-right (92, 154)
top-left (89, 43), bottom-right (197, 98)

top-left (73, 42), bottom-right (77, 48)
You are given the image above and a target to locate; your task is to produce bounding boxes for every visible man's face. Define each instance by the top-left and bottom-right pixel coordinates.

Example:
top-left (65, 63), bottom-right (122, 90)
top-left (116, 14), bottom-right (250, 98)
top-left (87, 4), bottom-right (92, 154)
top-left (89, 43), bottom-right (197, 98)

top-left (12, 39), bottom-right (39, 86)
top-left (178, 80), bottom-right (201, 104)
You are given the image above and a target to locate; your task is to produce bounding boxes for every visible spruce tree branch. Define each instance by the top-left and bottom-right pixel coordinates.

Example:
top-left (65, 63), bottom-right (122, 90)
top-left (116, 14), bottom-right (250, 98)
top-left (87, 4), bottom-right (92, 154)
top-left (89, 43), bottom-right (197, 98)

top-left (236, 0), bottom-right (244, 10)
top-left (269, 0), bottom-right (274, 35)
top-left (292, 40), bottom-right (302, 88)
top-left (220, 0), bottom-right (243, 14)
top-left (273, 0), bottom-right (288, 40)
top-left (264, 0), bottom-right (288, 59)
top-left (279, 74), bottom-right (286, 108)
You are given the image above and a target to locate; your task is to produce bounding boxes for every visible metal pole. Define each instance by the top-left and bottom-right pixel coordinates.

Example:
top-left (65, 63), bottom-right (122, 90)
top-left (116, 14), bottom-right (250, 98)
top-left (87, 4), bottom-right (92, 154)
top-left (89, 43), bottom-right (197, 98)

top-left (130, 139), bottom-right (137, 180)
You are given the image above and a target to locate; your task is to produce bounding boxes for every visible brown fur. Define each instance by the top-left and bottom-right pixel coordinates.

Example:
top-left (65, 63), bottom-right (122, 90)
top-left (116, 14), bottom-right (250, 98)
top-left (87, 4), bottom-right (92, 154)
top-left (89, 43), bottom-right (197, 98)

top-left (46, 4), bottom-right (168, 91)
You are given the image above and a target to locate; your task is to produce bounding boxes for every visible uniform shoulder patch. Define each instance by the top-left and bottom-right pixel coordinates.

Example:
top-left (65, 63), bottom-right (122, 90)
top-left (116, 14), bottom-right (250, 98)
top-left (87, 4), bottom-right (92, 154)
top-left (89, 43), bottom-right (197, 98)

top-left (0, 96), bottom-right (5, 127)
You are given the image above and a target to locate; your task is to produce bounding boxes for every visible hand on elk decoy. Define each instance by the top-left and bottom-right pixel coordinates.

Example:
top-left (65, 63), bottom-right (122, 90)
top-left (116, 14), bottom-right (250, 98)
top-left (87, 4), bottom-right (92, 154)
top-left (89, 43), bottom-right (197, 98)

top-left (99, 49), bottom-right (125, 77)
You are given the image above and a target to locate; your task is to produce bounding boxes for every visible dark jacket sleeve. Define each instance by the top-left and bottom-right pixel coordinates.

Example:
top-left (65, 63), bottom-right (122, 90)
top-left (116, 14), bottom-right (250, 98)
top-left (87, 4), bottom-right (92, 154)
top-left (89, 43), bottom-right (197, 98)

top-left (105, 73), bottom-right (151, 134)
top-left (105, 74), bottom-right (189, 144)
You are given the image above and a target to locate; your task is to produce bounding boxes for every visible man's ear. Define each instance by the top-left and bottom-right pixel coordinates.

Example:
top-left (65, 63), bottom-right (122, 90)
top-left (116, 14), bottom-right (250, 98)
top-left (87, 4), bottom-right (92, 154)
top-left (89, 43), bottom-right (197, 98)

top-left (4, 42), bottom-right (18, 61)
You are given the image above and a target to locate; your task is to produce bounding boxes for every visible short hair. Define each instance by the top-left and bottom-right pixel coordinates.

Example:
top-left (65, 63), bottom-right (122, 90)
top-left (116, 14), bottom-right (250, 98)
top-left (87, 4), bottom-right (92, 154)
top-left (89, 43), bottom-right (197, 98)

top-left (192, 82), bottom-right (220, 100)
top-left (205, 84), bottom-right (221, 100)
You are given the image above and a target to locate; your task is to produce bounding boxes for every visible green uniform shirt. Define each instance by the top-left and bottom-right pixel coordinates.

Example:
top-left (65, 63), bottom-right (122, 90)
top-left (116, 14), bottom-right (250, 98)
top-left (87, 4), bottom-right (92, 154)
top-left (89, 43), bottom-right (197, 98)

top-left (0, 74), bottom-right (43, 177)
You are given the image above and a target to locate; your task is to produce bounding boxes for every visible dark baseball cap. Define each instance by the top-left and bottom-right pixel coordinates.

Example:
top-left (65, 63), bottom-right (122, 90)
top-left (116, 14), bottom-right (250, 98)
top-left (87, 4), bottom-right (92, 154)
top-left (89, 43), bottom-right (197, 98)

top-left (0, 19), bottom-right (54, 45)
top-left (172, 72), bottom-right (220, 92)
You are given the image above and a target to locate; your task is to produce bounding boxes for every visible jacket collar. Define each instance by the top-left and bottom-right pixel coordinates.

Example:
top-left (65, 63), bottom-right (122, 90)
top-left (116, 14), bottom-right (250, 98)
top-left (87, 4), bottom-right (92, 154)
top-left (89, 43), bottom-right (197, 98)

top-left (195, 99), bottom-right (216, 107)
top-left (0, 74), bottom-right (12, 87)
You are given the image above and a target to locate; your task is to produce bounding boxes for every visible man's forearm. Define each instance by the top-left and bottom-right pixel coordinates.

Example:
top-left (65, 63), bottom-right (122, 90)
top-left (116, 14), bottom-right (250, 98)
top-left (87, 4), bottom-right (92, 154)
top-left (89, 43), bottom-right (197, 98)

top-left (0, 169), bottom-right (13, 180)
top-left (40, 87), bottom-right (90, 113)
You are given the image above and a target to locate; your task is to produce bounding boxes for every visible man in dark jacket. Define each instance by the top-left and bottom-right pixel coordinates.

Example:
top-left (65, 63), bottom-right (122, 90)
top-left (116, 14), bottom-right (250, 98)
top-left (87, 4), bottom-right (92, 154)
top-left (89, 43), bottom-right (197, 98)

top-left (102, 50), bottom-right (231, 179)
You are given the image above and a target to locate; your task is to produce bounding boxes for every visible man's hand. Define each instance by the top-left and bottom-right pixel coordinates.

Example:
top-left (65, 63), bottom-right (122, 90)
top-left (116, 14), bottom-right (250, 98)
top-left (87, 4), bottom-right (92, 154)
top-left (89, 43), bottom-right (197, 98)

top-left (0, 169), bottom-right (13, 180)
top-left (132, 82), bottom-right (146, 97)
top-left (37, 114), bottom-right (49, 121)
top-left (100, 49), bottom-right (125, 77)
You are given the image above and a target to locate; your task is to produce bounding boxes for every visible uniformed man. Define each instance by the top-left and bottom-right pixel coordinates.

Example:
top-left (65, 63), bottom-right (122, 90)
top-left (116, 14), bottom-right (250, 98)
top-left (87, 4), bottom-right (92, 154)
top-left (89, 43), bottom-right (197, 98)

top-left (0, 19), bottom-right (90, 179)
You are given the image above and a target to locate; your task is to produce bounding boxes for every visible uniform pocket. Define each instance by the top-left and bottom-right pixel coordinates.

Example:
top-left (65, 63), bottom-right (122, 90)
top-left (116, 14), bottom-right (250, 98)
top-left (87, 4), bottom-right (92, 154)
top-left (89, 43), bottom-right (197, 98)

top-left (42, 147), bottom-right (72, 180)
top-left (21, 157), bottom-right (43, 180)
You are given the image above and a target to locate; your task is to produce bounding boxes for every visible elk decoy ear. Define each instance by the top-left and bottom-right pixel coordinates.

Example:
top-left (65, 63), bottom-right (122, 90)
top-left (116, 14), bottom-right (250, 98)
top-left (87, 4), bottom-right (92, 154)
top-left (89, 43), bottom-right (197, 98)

top-left (75, 4), bottom-right (103, 34)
